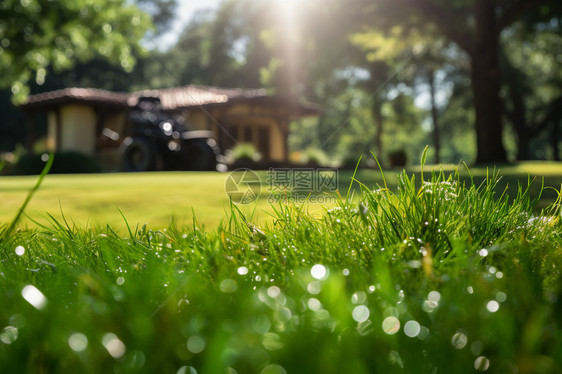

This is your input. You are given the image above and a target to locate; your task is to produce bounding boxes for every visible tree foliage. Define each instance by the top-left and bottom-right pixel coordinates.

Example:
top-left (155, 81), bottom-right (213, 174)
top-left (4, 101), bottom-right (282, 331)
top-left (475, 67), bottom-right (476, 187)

top-left (2, 0), bottom-right (561, 163)
top-left (351, 0), bottom-right (562, 163)
top-left (0, 0), bottom-right (152, 103)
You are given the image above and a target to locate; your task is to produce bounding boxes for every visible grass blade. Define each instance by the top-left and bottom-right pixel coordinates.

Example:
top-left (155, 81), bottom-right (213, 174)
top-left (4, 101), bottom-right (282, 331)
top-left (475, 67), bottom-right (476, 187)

top-left (0, 152), bottom-right (54, 244)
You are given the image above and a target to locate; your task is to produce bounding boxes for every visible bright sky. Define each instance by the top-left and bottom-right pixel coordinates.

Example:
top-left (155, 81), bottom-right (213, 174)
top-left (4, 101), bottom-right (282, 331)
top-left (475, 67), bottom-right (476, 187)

top-left (157, 0), bottom-right (223, 50)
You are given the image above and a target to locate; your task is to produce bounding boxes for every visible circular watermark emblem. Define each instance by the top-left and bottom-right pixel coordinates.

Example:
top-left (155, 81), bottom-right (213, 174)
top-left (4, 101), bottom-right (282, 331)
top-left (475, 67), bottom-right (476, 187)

top-left (225, 168), bottom-right (261, 204)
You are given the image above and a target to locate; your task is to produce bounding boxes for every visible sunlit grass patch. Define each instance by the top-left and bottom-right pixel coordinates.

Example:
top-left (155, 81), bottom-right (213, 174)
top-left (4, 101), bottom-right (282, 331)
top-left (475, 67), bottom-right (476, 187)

top-left (0, 162), bottom-right (561, 373)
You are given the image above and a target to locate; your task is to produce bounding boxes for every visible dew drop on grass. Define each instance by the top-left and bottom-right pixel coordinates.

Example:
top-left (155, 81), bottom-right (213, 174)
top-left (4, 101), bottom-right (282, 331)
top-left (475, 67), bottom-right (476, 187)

top-left (351, 291), bottom-right (367, 304)
top-left (428, 291), bottom-right (441, 303)
top-left (307, 281), bottom-right (321, 295)
top-left (102, 333), bottom-right (126, 358)
top-left (220, 279), bottom-right (238, 294)
top-left (422, 299), bottom-right (438, 313)
top-left (479, 249), bottom-right (488, 257)
top-left (21, 285), bottom-right (47, 310)
top-left (357, 320), bottom-right (373, 336)
top-left (237, 266), bottom-right (249, 275)
top-left (275, 307), bottom-right (292, 323)
top-left (260, 363), bottom-right (287, 374)
top-left (417, 326), bottom-right (430, 340)
top-left (116, 277), bottom-right (125, 285)
top-left (496, 292), bottom-right (507, 302)
top-left (474, 356), bottom-right (490, 371)
top-left (8, 314), bottom-right (26, 328)
top-left (407, 260), bottom-right (422, 269)
top-left (187, 336), bottom-right (206, 354)
top-left (486, 300), bottom-right (500, 313)
top-left (252, 315), bottom-right (271, 334)
top-left (15, 246), bottom-right (25, 256)
top-left (267, 286), bottom-right (281, 298)
top-left (68, 332), bottom-right (88, 352)
top-left (471, 341), bottom-right (483, 355)
top-left (352, 305), bottom-right (370, 323)
top-left (403, 320), bottom-right (421, 338)
top-left (177, 366), bottom-right (198, 374)
top-left (382, 316), bottom-right (400, 335)
top-left (307, 298), bottom-right (321, 311)
top-left (342, 268), bottom-right (350, 276)
top-left (310, 264), bottom-right (327, 280)
top-left (451, 331), bottom-right (468, 349)
top-left (383, 306), bottom-right (399, 318)
top-left (0, 326), bottom-right (18, 344)
top-left (262, 332), bottom-right (284, 351)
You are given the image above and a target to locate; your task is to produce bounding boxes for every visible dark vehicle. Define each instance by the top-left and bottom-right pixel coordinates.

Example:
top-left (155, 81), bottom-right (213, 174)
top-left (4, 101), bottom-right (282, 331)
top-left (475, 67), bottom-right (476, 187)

top-left (121, 97), bottom-right (221, 172)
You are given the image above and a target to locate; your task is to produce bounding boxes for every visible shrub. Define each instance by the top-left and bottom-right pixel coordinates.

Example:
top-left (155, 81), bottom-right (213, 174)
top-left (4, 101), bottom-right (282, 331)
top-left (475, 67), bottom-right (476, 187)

top-left (302, 147), bottom-right (328, 167)
top-left (227, 143), bottom-right (261, 163)
top-left (14, 151), bottom-right (102, 175)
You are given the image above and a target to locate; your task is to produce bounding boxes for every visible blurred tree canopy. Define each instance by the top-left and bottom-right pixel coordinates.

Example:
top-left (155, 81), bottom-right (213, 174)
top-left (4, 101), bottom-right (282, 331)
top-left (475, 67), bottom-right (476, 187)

top-left (1, 0), bottom-right (561, 164)
top-left (0, 0), bottom-right (153, 103)
top-left (351, 0), bottom-right (562, 163)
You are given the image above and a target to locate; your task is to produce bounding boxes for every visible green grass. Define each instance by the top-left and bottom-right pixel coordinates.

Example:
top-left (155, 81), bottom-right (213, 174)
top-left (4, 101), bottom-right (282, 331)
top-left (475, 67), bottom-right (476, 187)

top-left (0, 163), bottom-right (561, 373)
top-left (0, 172), bottom-right (271, 230)
top-left (1, 161), bottom-right (561, 231)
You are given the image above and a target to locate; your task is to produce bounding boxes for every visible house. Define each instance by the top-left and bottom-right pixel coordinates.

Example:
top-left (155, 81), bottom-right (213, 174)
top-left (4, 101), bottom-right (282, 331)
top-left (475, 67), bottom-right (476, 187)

top-left (18, 85), bottom-right (319, 170)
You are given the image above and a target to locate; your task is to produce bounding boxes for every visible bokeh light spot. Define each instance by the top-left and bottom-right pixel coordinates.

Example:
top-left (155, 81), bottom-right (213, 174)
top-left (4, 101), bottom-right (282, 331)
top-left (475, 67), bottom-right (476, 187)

top-left (22, 285), bottom-right (47, 310)
top-left (15, 246), bottom-right (25, 256)
top-left (404, 320), bottom-right (421, 338)
top-left (451, 331), bottom-right (468, 349)
top-left (187, 336), bottom-right (206, 354)
top-left (382, 316), bottom-right (400, 335)
top-left (310, 264), bottom-right (327, 280)
top-left (68, 332), bottom-right (88, 352)
top-left (352, 305), bottom-right (370, 323)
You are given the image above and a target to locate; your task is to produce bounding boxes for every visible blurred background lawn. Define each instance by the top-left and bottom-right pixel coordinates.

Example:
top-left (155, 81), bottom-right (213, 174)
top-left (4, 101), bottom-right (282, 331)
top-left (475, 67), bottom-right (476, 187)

top-left (1, 161), bottom-right (560, 231)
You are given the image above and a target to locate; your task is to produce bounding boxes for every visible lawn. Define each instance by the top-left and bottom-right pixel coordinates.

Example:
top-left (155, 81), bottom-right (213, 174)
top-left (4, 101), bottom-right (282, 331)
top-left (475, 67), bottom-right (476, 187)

top-left (0, 164), bottom-right (561, 373)
top-left (1, 161), bottom-right (561, 231)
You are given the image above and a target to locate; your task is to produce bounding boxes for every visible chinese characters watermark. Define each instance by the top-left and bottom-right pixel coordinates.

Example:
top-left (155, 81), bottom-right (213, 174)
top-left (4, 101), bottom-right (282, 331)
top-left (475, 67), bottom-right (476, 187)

top-left (225, 168), bottom-right (339, 204)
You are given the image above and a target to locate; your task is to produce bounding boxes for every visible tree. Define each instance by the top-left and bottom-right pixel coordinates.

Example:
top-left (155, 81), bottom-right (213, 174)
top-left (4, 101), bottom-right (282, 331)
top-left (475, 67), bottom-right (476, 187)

top-left (354, 0), bottom-right (561, 163)
top-left (501, 19), bottom-right (562, 160)
top-left (351, 24), bottom-right (460, 164)
top-left (0, 0), bottom-right (152, 103)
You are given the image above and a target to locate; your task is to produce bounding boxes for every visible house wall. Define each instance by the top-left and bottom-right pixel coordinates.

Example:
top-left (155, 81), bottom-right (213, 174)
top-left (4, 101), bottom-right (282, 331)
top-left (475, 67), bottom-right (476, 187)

top-left (95, 111), bottom-right (127, 171)
top-left (47, 104), bottom-right (97, 156)
top-left (185, 111), bottom-right (209, 131)
top-left (104, 112), bottom-right (127, 134)
top-left (182, 103), bottom-right (287, 162)
top-left (46, 111), bottom-right (57, 151)
top-left (230, 118), bottom-right (285, 161)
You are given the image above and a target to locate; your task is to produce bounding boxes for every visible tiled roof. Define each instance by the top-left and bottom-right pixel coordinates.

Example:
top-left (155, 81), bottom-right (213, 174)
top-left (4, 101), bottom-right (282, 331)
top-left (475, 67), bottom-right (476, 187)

top-left (129, 85), bottom-right (268, 110)
top-left (20, 85), bottom-right (268, 110)
top-left (21, 87), bottom-right (130, 108)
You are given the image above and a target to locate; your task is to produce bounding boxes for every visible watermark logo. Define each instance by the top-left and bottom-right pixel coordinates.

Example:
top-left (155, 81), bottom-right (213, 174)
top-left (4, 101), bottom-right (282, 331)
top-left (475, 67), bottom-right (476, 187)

top-left (225, 168), bottom-right (339, 204)
top-left (266, 168), bottom-right (338, 204)
top-left (225, 168), bottom-right (261, 204)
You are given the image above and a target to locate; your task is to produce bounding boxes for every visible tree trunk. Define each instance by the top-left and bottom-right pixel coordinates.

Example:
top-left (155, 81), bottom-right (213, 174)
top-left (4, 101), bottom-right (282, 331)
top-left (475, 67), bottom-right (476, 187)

top-left (516, 130), bottom-right (531, 161)
top-left (373, 100), bottom-right (384, 166)
top-left (428, 69), bottom-right (441, 164)
top-left (472, 0), bottom-right (508, 164)
top-left (553, 120), bottom-right (560, 161)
